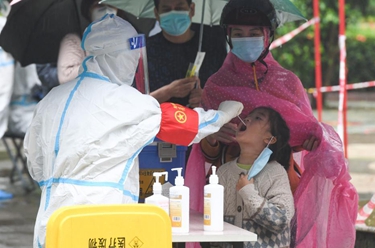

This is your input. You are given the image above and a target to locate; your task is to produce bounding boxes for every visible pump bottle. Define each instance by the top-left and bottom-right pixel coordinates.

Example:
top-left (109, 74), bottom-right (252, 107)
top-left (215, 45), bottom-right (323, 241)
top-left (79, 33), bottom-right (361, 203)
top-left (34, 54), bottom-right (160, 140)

top-left (169, 167), bottom-right (189, 233)
top-left (204, 166), bottom-right (224, 231)
top-left (145, 172), bottom-right (169, 215)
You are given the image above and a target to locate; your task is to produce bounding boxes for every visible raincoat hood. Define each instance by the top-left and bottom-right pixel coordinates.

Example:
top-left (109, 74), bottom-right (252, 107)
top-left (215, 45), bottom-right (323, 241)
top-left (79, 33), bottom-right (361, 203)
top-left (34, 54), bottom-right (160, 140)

top-left (80, 14), bottom-right (140, 86)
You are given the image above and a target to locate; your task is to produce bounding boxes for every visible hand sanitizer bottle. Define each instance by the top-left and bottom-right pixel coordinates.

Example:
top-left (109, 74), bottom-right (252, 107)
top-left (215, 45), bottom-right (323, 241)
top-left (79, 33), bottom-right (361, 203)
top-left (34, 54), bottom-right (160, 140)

top-left (169, 167), bottom-right (189, 233)
top-left (204, 166), bottom-right (224, 231)
top-left (145, 172), bottom-right (169, 215)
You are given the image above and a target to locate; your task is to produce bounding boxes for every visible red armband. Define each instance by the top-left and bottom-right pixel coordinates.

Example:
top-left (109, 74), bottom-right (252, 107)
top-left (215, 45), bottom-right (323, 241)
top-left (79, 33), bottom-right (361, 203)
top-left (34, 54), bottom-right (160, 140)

top-left (157, 103), bottom-right (198, 146)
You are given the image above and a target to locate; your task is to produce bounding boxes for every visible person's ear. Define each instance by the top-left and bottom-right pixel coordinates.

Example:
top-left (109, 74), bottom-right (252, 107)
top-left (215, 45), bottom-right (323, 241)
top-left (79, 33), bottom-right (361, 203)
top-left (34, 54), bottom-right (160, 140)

top-left (154, 7), bottom-right (160, 22)
top-left (264, 136), bottom-right (277, 145)
top-left (190, 2), bottom-right (195, 17)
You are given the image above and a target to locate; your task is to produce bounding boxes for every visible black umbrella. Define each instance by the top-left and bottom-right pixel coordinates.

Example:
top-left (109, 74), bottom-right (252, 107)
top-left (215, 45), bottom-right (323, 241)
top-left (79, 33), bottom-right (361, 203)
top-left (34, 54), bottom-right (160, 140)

top-left (0, 0), bottom-right (83, 67)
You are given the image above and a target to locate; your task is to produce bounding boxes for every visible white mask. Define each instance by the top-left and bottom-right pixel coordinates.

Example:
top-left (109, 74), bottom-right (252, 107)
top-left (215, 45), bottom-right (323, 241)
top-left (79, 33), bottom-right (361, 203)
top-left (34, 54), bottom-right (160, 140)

top-left (91, 6), bottom-right (118, 22)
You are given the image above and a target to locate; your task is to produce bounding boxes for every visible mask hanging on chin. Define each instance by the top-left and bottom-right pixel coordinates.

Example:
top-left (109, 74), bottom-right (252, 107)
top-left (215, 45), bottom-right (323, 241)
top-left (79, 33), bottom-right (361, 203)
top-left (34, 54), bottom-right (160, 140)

top-left (159, 10), bottom-right (191, 36)
top-left (91, 6), bottom-right (118, 22)
top-left (247, 136), bottom-right (274, 179)
top-left (231, 36), bottom-right (264, 63)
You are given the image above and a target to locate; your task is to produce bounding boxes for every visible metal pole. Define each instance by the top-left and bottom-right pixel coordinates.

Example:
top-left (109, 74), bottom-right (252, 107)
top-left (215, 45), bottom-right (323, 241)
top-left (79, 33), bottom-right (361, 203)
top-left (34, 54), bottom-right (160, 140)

top-left (198, 0), bottom-right (206, 52)
top-left (338, 0), bottom-right (348, 157)
top-left (313, 0), bottom-right (322, 121)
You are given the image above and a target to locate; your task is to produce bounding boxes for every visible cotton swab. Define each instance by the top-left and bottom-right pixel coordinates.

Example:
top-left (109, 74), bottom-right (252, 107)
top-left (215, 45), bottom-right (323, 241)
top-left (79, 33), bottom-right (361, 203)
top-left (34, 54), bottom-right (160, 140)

top-left (237, 115), bottom-right (246, 126)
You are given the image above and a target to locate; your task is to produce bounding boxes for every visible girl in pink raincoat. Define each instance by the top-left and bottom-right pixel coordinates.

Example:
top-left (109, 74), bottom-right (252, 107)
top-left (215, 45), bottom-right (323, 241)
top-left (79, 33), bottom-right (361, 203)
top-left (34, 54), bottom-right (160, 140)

top-left (186, 0), bottom-right (358, 247)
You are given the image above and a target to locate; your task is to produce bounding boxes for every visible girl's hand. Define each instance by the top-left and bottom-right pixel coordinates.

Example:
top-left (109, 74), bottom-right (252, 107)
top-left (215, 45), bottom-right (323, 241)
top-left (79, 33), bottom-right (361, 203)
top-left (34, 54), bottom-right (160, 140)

top-left (236, 173), bottom-right (254, 191)
top-left (302, 135), bottom-right (319, 151)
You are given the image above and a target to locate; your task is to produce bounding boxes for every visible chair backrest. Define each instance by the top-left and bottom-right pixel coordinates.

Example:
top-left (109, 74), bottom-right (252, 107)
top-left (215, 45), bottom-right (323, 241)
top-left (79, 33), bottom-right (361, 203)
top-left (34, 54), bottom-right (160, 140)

top-left (46, 204), bottom-right (172, 248)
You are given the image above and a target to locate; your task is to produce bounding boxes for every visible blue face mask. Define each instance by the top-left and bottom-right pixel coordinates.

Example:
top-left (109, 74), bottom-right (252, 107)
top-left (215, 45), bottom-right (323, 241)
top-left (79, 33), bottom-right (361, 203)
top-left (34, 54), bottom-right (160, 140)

top-left (231, 37), bottom-right (264, 63)
top-left (159, 10), bottom-right (191, 36)
top-left (247, 136), bottom-right (274, 179)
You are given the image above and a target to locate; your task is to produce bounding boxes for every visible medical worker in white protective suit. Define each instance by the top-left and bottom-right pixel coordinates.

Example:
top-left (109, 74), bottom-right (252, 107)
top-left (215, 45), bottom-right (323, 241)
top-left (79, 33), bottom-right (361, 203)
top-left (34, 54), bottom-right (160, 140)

top-left (24, 14), bottom-right (243, 248)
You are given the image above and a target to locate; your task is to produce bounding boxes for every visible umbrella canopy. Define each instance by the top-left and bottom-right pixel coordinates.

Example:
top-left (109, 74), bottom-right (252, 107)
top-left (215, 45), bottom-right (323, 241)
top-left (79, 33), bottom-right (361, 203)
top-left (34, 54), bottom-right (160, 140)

top-left (102, 0), bottom-right (306, 27)
top-left (0, 0), bottom-right (83, 66)
top-left (271, 0), bottom-right (306, 27)
top-left (0, 0), bottom-right (10, 16)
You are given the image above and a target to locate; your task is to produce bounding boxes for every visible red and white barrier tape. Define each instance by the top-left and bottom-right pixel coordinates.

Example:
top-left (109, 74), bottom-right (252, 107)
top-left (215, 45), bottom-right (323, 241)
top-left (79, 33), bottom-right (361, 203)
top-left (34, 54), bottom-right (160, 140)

top-left (270, 17), bottom-right (319, 50)
top-left (356, 194), bottom-right (375, 225)
top-left (307, 81), bottom-right (375, 94)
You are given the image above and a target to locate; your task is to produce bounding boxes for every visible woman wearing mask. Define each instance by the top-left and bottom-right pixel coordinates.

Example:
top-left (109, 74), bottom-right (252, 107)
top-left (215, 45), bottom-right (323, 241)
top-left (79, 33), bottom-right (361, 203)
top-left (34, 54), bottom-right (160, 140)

top-left (198, 0), bottom-right (308, 194)
top-left (185, 0), bottom-right (357, 247)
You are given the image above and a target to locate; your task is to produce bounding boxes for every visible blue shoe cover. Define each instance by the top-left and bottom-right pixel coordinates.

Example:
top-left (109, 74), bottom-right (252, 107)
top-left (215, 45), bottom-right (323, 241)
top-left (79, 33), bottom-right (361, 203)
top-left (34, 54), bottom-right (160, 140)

top-left (0, 190), bottom-right (13, 200)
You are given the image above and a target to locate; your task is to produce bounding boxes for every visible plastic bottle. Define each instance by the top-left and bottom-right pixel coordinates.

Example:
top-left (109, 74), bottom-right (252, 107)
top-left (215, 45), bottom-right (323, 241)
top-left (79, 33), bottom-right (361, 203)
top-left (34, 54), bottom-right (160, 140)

top-left (204, 166), bottom-right (224, 231)
top-left (169, 167), bottom-right (189, 233)
top-left (145, 172), bottom-right (169, 215)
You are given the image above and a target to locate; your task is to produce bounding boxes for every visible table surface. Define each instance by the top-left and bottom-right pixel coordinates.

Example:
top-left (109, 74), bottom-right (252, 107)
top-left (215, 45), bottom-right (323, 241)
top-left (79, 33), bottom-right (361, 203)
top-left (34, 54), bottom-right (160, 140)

top-left (172, 210), bottom-right (257, 243)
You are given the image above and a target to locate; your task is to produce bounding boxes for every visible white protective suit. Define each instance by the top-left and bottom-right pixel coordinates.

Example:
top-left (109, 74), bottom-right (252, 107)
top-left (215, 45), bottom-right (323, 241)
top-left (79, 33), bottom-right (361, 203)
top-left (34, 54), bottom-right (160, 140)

top-left (7, 62), bottom-right (41, 135)
top-left (24, 14), bottom-right (243, 248)
top-left (0, 16), bottom-right (14, 138)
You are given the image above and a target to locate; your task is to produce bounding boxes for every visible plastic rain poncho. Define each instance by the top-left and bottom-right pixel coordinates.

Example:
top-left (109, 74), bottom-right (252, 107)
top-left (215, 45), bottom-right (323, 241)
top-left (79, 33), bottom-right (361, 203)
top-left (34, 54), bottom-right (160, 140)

top-left (24, 15), bottom-right (243, 248)
top-left (185, 52), bottom-right (358, 248)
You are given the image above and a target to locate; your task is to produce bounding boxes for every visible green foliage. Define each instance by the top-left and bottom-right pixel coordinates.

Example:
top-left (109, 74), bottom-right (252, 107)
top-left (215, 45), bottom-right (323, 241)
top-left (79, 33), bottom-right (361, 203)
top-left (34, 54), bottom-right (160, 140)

top-left (346, 37), bottom-right (375, 85)
top-left (271, 0), bottom-right (375, 91)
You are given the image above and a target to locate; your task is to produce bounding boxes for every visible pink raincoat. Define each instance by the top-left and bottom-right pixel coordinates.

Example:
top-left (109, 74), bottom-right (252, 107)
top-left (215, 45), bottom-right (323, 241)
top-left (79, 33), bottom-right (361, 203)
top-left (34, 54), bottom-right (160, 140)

top-left (185, 52), bottom-right (358, 248)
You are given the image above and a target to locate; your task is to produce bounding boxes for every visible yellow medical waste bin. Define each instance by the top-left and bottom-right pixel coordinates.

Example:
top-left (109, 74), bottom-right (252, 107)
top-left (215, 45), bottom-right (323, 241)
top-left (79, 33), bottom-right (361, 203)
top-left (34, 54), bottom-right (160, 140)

top-left (46, 204), bottom-right (172, 248)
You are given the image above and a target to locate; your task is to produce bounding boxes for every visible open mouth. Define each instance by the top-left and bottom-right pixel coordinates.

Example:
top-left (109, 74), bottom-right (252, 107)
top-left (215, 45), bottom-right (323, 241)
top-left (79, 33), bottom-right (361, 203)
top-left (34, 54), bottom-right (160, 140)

top-left (239, 124), bottom-right (247, 132)
top-left (237, 116), bottom-right (247, 132)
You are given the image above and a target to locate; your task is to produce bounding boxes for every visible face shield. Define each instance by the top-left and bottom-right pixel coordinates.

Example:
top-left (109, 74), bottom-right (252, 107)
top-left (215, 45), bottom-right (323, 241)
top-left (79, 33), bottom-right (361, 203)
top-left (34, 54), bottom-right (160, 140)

top-left (81, 14), bottom-right (141, 86)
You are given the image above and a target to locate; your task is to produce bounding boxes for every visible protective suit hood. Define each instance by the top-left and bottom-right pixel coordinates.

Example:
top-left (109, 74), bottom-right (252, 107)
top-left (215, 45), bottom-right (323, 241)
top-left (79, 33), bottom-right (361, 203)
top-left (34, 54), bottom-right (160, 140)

top-left (80, 14), bottom-right (140, 86)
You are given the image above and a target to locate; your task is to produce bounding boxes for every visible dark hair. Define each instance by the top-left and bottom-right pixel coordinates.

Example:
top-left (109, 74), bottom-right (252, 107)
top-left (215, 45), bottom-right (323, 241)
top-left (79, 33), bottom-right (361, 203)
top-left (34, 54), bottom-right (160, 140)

top-left (261, 107), bottom-right (291, 171)
top-left (153, 0), bottom-right (192, 10)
